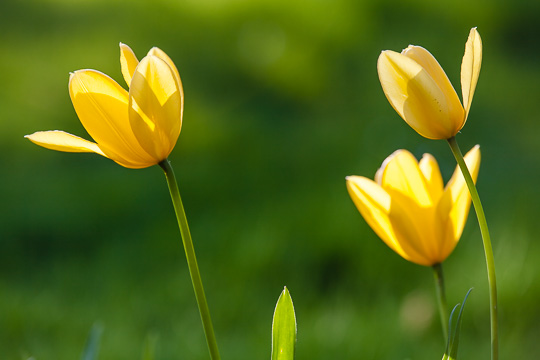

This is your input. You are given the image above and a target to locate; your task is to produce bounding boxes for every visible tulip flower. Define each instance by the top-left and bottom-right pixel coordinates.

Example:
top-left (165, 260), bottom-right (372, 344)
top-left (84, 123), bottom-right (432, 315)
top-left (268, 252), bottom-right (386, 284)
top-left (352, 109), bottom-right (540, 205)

top-left (25, 44), bottom-right (221, 359)
top-left (377, 28), bottom-right (482, 140)
top-left (25, 43), bottom-right (183, 169)
top-left (346, 145), bottom-right (480, 266)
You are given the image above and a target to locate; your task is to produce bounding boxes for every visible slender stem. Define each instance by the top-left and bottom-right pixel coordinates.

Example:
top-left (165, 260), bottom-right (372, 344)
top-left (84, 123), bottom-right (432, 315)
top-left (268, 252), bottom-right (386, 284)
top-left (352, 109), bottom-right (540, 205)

top-left (447, 137), bottom-right (498, 360)
top-left (159, 159), bottom-right (221, 360)
top-left (432, 263), bottom-right (448, 341)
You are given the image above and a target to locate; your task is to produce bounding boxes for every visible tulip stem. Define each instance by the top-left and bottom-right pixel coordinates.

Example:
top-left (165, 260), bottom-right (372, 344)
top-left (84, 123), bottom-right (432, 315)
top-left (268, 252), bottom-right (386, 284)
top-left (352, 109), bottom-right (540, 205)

top-left (447, 136), bottom-right (498, 360)
top-left (432, 263), bottom-right (448, 341)
top-left (159, 159), bottom-right (221, 360)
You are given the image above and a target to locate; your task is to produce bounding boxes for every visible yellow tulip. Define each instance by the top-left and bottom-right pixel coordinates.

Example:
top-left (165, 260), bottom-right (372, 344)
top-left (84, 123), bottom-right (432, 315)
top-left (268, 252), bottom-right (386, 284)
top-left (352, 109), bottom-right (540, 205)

top-left (377, 28), bottom-right (482, 140)
top-left (346, 146), bottom-right (480, 266)
top-left (25, 43), bottom-right (184, 169)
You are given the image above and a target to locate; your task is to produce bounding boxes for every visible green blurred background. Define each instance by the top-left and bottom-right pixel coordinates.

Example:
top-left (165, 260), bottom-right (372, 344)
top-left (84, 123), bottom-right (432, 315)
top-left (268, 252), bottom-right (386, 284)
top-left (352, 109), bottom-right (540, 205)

top-left (1, 0), bottom-right (540, 358)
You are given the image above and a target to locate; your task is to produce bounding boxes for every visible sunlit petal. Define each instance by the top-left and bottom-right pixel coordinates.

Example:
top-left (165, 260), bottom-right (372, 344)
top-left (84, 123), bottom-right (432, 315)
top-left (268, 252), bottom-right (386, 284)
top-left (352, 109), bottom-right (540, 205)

top-left (378, 51), bottom-right (464, 139)
top-left (461, 28), bottom-right (482, 123)
top-left (380, 149), bottom-right (432, 207)
top-left (379, 150), bottom-right (440, 261)
top-left (402, 45), bottom-right (464, 135)
top-left (120, 43), bottom-right (139, 87)
top-left (69, 69), bottom-right (155, 167)
top-left (374, 167), bottom-right (383, 185)
top-left (402, 46), bottom-right (461, 112)
top-left (346, 176), bottom-right (433, 266)
top-left (147, 47), bottom-right (184, 104)
top-left (147, 47), bottom-right (184, 132)
top-left (25, 130), bottom-right (106, 156)
top-left (418, 153), bottom-right (444, 202)
top-left (128, 55), bottom-right (182, 161)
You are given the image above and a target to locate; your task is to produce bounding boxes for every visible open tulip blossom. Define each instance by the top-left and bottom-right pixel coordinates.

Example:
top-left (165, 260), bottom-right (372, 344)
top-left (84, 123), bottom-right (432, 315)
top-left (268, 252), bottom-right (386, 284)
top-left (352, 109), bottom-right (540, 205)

top-left (25, 43), bottom-right (183, 169)
top-left (377, 28), bottom-right (481, 140)
top-left (347, 145), bottom-right (480, 341)
top-left (377, 28), bottom-right (498, 359)
top-left (347, 146), bottom-right (480, 267)
top-left (25, 44), bottom-right (221, 360)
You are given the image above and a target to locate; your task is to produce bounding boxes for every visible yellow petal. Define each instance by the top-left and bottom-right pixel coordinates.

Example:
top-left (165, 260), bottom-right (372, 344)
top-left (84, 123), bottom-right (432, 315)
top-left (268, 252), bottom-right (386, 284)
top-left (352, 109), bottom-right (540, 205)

top-left (437, 145), bottom-right (481, 258)
top-left (380, 149), bottom-right (433, 207)
top-left (379, 150), bottom-right (447, 262)
top-left (418, 153), bottom-right (444, 202)
top-left (378, 50), bottom-right (464, 140)
top-left (128, 55), bottom-right (182, 161)
top-left (374, 167), bottom-right (383, 185)
top-left (461, 28), bottom-right (482, 123)
top-left (346, 176), bottom-right (433, 266)
top-left (120, 43), bottom-right (139, 87)
top-left (147, 47), bottom-right (184, 126)
top-left (24, 130), bottom-right (106, 156)
top-left (69, 69), bottom-right (156, 168)
top-left (402, 45), bottom-right (465, 135)
top-left (147, 48), bottom-right (183, 97)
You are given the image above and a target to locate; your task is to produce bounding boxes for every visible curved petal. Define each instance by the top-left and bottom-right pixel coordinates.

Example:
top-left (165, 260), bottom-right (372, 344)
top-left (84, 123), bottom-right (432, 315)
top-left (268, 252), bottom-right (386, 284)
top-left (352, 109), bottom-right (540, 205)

top-left (437, 145), bottom-right (481, 259)
top-left (380, 149), bottom-right (433, 207)
top-left (120, 43), bottom-right (139, 87)
top-left (69, 69), bottom-right (156, 168)
top-left (380, 150), bottom-right (446, 262)
top-left (461, 28), bottom-right (482, 124)
top-left (402, 46), bottom-right (454, 95)
top-left (24, 130), bottom-right (106, 156)
top-left (418, 153), bottom-right (444, 202)
top-left (128, 55), bottom-right (182, 161)
top-left (147, 48), bottom-right (183, 99)
top-left (402, 46), bottom-right (464, 134)
top-left (147, 47), bottom-right (184, 134)
top-left (374, 167), bottom-right (383, 185)
top-left (378, 50), bottom-right (464, 139)
top-left (346, 176), bottom-right (433, 266)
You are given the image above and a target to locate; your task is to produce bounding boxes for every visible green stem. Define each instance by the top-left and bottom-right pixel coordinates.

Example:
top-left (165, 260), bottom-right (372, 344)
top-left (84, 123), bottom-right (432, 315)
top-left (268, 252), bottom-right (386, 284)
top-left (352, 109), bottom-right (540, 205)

top-left (159, 159), bottom-right (221, 360)
top-left (432, 263), bottom-right (448, 341)
top-left (447, 137), bottom-right (498, 360)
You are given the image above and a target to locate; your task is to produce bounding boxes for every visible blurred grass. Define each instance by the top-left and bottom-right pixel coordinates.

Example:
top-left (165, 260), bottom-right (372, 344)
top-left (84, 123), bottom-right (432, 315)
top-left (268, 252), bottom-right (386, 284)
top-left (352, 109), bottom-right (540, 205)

top-left (1, 0), bottom-right (540, 359)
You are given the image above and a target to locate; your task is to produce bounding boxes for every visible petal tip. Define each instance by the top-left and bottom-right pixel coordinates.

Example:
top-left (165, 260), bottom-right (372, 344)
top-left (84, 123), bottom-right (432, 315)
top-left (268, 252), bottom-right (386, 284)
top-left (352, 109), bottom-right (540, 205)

top-left (119, 42), bottom-right (132, 51)
top-left (69, 69), bottom-right (86, 79)
top-left (378, 50), bottom-right (392, 59)
top-left (401, 44), bottom-right (419, 55)
top-left (147, 46), bottom-right (162, 56)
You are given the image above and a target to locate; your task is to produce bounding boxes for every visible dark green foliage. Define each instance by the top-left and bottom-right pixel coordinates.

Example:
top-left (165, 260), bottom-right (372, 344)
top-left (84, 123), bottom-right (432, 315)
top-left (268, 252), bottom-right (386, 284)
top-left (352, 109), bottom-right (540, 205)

top-left (1, 0), bottom-right (539, 359)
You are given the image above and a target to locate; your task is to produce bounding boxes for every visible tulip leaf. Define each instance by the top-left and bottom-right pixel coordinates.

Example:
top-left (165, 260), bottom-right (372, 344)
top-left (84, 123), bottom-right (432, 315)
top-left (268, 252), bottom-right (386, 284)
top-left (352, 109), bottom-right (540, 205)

top-left (271, 287), bottom-right (297, 360)
top-left (81, 322), bottom-right (103, 360)
top-left (142, 333), bottom-right (159, 360)
top-left (442, 288), bottom-right (473, 360)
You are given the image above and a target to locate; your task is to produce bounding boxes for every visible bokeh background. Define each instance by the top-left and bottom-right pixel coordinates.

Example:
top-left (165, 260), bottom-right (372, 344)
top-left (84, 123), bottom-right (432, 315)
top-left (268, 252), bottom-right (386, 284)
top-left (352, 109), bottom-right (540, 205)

top-left (1, 0), bottom-right (540, 359)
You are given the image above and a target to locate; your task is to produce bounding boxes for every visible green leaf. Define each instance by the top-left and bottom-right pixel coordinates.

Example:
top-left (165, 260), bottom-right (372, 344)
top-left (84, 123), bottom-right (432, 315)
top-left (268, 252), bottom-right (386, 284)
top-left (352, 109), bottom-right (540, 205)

top-left (442, 288), bottom-right (473, 360)
top-left (142, 332), bottom-right (159, 360)
top-left (442, 304), bottom-right (460, 360)
top-left (81, 322), bottom-right (103, 360)
top-left (271, 287), bottom-right (297, 360)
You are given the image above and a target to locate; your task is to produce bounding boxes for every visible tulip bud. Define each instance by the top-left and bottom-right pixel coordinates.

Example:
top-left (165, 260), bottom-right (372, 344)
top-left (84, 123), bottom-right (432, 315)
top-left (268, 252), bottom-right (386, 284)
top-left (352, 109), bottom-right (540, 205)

top-left (377, 28), bottom-right (482, 140)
